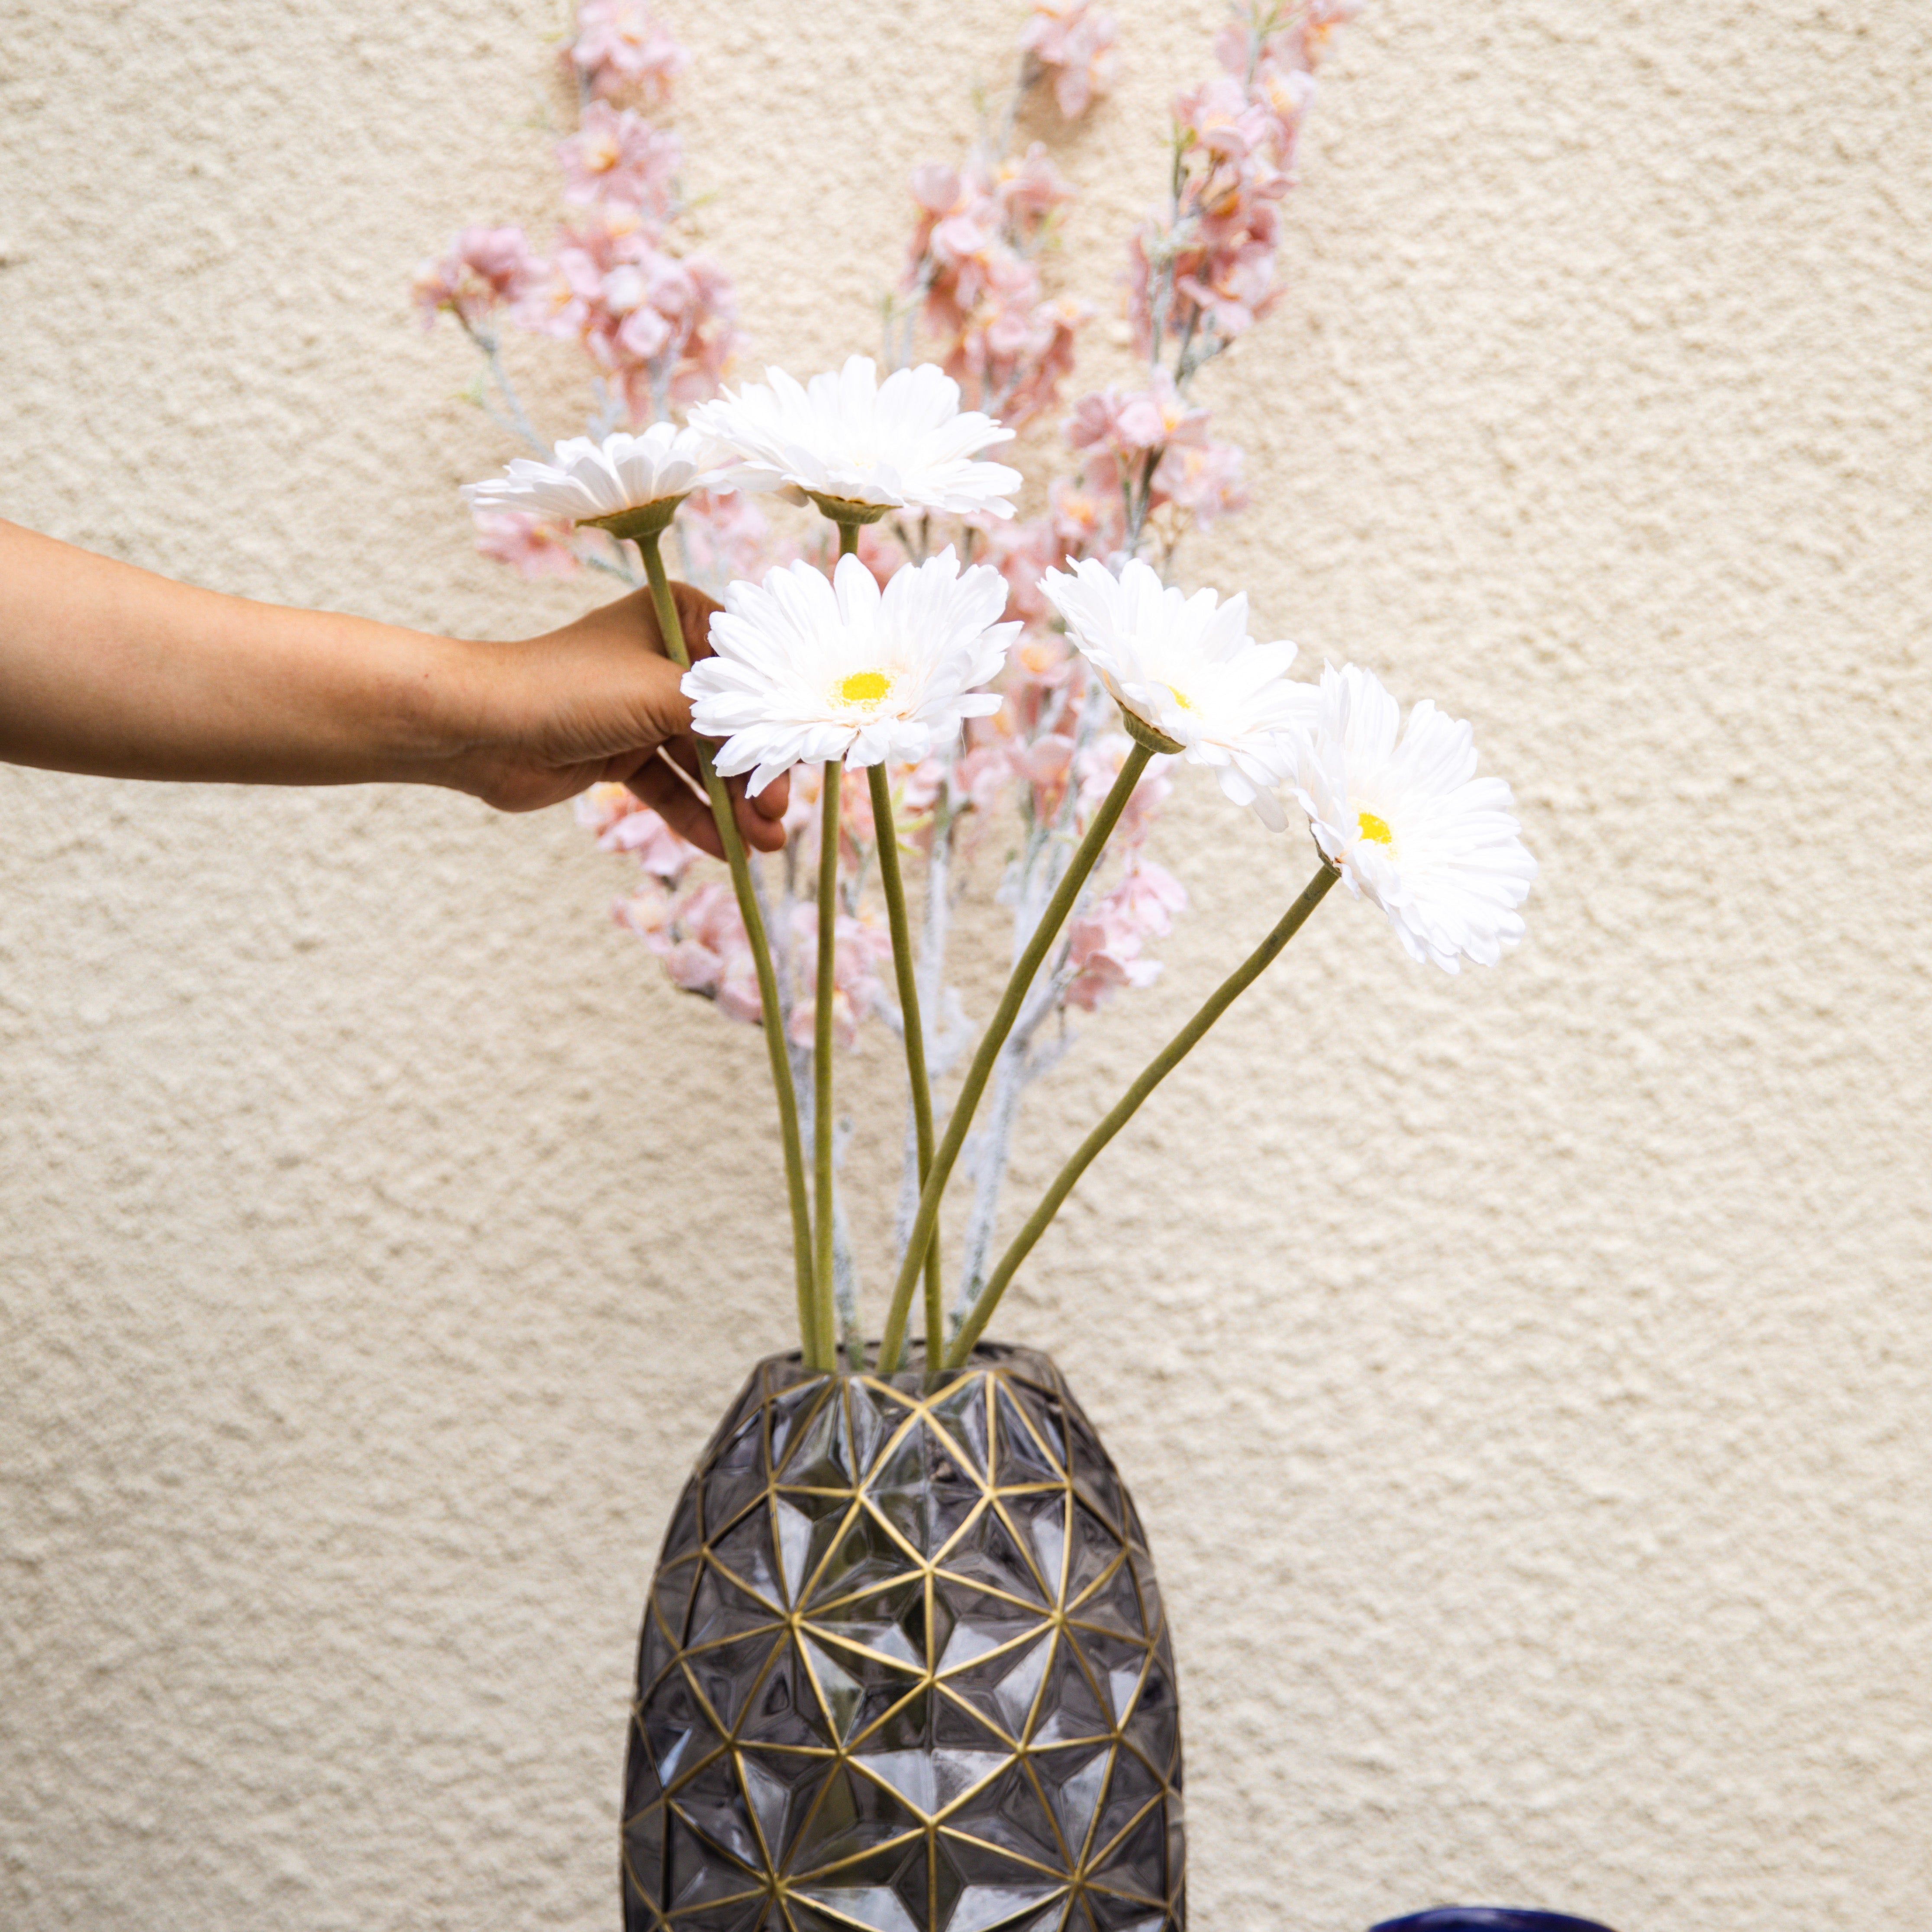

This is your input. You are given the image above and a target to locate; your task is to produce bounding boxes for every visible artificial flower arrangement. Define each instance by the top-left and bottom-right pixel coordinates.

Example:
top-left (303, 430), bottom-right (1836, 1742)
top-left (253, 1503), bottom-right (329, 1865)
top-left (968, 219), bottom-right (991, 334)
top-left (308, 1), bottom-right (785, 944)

top-left (461, 377), bottom-right (1535, 1373)
top-left (423, 10), bottom-right (1535, 1925)
top-left (418, 0), bottom-right (1537, 1374)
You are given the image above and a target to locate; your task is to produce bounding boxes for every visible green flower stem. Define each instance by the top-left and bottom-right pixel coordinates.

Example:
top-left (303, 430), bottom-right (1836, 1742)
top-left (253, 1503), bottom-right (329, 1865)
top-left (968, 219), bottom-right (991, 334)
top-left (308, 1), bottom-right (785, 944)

top-left (868, 764), bottom-right (944, 1361)
top-left (877, 742), bottom-right (1156, 1373)
top-left (812, 756), bottom-right (843, 1371)
top-left (945, 862), bottom-right (1340, 1368)
top-left (636, 529), bottom-right (821, 1366)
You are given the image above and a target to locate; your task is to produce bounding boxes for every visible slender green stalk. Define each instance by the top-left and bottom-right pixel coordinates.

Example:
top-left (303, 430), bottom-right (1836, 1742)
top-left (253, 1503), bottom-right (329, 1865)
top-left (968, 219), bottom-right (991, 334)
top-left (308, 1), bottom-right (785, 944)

top-left (835, 521), bottom-right (862, 559)
top-left (877, 742), bottom-right (1156, 1372)
top-left (868, 764), bottom-right (944, 1361)
top-left (946, 862), bottom-right (1339, 1367)
top-left (637, 530), bottom-right (821, 1365)
top-left (812, 757), bottom-right (842, 1369)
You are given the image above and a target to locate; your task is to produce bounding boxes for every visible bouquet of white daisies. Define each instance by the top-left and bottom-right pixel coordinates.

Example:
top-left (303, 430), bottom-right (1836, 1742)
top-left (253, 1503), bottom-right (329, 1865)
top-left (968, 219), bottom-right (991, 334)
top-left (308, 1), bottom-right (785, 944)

top-left (464, 356), bottom-right (1536, 1373)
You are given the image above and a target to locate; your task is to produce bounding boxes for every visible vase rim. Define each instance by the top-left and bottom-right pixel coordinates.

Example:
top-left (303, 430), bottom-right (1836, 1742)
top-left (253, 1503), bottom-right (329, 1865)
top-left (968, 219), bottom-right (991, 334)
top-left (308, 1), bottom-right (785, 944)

top-left (751, 1339), bottom-right (1044, 1381)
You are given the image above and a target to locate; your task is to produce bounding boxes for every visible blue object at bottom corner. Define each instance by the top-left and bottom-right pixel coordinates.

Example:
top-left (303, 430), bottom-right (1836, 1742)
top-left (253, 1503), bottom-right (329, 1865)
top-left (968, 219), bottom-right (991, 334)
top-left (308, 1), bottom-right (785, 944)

top-left (1370, 1911), bottom-right (1619, 1932)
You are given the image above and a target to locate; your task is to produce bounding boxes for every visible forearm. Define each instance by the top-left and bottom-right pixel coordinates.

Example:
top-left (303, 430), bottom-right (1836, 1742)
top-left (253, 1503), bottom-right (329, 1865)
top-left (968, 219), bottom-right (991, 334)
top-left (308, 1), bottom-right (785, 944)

top-left (0, 519), bottom-right (468, 788)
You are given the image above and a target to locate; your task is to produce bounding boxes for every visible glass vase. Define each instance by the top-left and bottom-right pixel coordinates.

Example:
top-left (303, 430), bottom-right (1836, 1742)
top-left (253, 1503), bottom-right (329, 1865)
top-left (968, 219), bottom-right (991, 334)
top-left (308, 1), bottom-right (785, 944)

top-left (622, 1343), bottom-right (1185, 1932)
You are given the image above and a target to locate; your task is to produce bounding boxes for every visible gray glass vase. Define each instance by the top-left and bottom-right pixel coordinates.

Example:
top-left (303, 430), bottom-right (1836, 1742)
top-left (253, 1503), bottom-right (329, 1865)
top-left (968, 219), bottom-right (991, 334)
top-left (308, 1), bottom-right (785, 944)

top-left (622, 1343), bottom-right (1185, 1932)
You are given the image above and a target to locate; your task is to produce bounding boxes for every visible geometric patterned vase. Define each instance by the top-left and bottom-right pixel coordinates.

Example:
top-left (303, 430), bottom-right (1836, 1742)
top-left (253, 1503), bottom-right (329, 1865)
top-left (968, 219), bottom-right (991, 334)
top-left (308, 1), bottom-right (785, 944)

top-left (622, 1342), bottom-right (1184, 1932)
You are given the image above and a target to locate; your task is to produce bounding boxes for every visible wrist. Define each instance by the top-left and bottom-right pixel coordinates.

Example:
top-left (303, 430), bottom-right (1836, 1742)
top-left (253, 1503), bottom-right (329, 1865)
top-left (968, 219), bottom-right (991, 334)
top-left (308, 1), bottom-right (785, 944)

top-left (381, 630), bottom-right (507, 785)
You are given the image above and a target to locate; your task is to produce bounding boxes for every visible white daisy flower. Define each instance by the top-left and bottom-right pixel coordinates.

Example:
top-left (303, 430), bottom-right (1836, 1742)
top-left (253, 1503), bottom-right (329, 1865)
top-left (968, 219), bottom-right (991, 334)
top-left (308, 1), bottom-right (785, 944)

top-left (1290, 661), bottom-right (1536, 972)
top-left (460, 424), bottom-right (764, 537)
top-left (684, 548), bottom-right (1020, 796)
top-left (1038, 556), bottom-right (1315, 829)
top-left (687, 355), bottom-right (1022, 519)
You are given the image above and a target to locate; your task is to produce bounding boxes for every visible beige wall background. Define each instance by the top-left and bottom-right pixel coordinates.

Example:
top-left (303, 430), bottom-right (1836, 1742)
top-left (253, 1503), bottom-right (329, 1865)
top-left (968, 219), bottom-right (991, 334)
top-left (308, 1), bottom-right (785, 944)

top-left (3, 0), bottom-right (1929, 1927)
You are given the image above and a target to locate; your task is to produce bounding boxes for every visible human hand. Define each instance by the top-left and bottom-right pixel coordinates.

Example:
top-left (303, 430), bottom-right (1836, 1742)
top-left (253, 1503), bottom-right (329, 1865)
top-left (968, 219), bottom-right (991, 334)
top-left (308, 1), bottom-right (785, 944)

top-left (0, 521), bottom-right (785, 843)
top-left (441, 580), bottom-right (790, 853)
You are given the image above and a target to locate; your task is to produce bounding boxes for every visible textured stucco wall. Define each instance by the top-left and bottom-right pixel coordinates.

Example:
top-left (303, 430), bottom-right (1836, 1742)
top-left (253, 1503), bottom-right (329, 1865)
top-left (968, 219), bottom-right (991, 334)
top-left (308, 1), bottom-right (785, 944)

top-left (3, 2), bottom-right (1930, 1929)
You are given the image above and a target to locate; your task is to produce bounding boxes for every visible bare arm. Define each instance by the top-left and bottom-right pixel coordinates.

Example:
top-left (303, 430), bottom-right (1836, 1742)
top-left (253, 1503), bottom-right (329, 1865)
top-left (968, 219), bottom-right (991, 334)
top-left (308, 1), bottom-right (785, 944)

top-left (0, 518), bottom-right (787, 852)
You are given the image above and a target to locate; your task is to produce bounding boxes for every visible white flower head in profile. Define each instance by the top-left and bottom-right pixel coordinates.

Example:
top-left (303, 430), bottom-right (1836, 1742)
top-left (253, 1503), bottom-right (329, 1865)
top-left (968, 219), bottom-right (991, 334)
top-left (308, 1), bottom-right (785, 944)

top-left (687, 355), bottom-right (1022, 519)
top-left (1290, 661), bottom-right (1536, 972)
top-left (460, 424), bottom-right (766, 539)
top-left (1038, 556), bottom-right (1315, 829)
top-left (684, 548), bottom-right (1021, 795)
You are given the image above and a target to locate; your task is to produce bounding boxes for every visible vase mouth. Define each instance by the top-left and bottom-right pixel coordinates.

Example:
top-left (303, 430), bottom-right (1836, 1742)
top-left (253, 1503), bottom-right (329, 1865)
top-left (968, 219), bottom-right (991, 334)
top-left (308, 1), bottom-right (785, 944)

top-left (1369, 1912), bottom-right (1620, 1932)
top-left (756, 1338), bottom-right (1034, 1383)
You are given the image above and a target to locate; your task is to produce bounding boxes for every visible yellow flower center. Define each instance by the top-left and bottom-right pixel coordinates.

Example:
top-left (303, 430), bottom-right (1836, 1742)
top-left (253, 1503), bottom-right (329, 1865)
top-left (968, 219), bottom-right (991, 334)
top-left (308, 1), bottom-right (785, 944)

top-left (1164, 683), bottom-right (1198, 713)
top-left (1357, 810), bottom-right (1394, 847)
top-left (836, 669), bottom-right (893, 709)
top-left (587, 132), bottom-right (621, 173)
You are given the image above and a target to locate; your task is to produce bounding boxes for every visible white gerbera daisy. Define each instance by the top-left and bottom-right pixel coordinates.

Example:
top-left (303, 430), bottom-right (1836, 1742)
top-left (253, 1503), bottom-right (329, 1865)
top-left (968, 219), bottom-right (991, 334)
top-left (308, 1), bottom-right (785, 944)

top-left (460, 424), bottom-right (763, 539)
top-left (1038, 556), bottom-right (1314, 829)
top-left (685, 548), bottom-right (1020, 795)
top-left (687, 355), bottom-right (1021, 519)
top-left (1290, 661), bottom-right (1536, 972)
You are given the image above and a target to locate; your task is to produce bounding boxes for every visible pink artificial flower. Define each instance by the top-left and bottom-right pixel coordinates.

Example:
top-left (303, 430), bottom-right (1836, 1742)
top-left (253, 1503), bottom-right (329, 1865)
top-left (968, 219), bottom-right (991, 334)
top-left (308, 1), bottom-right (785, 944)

top-left (412, 225), bottom-right (544, 328)
top-left (1175, 75), bottom-right (1273, 164)
top-left (993, 143), bottom-right (1077, 227)
top-left (614, 876), bottom-right (674, 945)
top-left (1150, 438), bottom-right (1250, 526)
top-left (1128, 186), bottom-right (1284, 358)
top-left (676, 880), bottom-right (743, 958)
top-left (997, 294), bottom-right (1088, 429)
top-left (473, 510), bottom-right (581, 579)
top-left (1218, 0), bottom-right (1359, 96)
top-left (905, 165), bottom-right (1003, 314)
top-left (1019, 732), bottom-right (1079, 823)
top-left (910, 162), bottom-right (963, 217)
top-left (1122, 0), bottom-right (1332, 364)
top-left (677, 487), bottom-right (772, 583)
top-left (663, 935), bottom-right (725, 993)
top-left (537, 210), bottom-right (742, 423)
top-left (603, 804), bottom-right (704, 881)
top-left (1075, 732), bottom-right (1172, 847)
top-left (665, 255), bottom-right (744, 404)
top-left (774, 765), bottom-right (874, 871)
top-left (1063, 916), bottom-right (1160, 1010)
top-left (558, 102), bottom-right (681, 211)
top-left (959, 717), bottom-right (1078, 828)
top-left (611, 872), bottom-right (766, 1027)
top-left (1174, 243), bottom-right (1280, 342)
top-left (954, 739), bottom-right (1022, 818)
top-left (784, 908), bottom-right (890, 1051)
top-left (902, 148), bottom-right (1082, 429)
top-left (1250, 63), bottom-right (1319, 164)
top-left (1010, 629), bottom-right (1081, 693)
top-left (1020, 0), bottom-right (1120, 120)
top-left (1066, 371), bottom-right (1208, 459)
top-left (1062, 859), bottom-right (1188, 1013)
top-left (580, 781), bottom-right (645, 840)
top-left (1120, 369), bottom-right (1210, 450)
top-left (714, 949), bottom-right (763, 1026)
top-left (967, 512), bottom-right (1062, 625)
top-left (1110, 858), bottom-right (1188, 938)
top-left (585, 789), bottom-right (701, 883)
top-left (1064, 388), bottom-right (1135, 456)
top-left (566, 0), bottom-right (685, 106)
top-left (898, 757), bottom-right (948, 816)
top-left (1049, 473), bottom-right (1127, 560)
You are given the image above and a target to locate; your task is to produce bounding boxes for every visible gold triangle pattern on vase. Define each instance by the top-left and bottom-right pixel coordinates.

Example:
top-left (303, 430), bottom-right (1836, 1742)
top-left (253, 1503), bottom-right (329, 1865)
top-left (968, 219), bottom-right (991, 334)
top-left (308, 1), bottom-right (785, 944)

top-left (623, 1345), bottom-right (1185, 1932)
